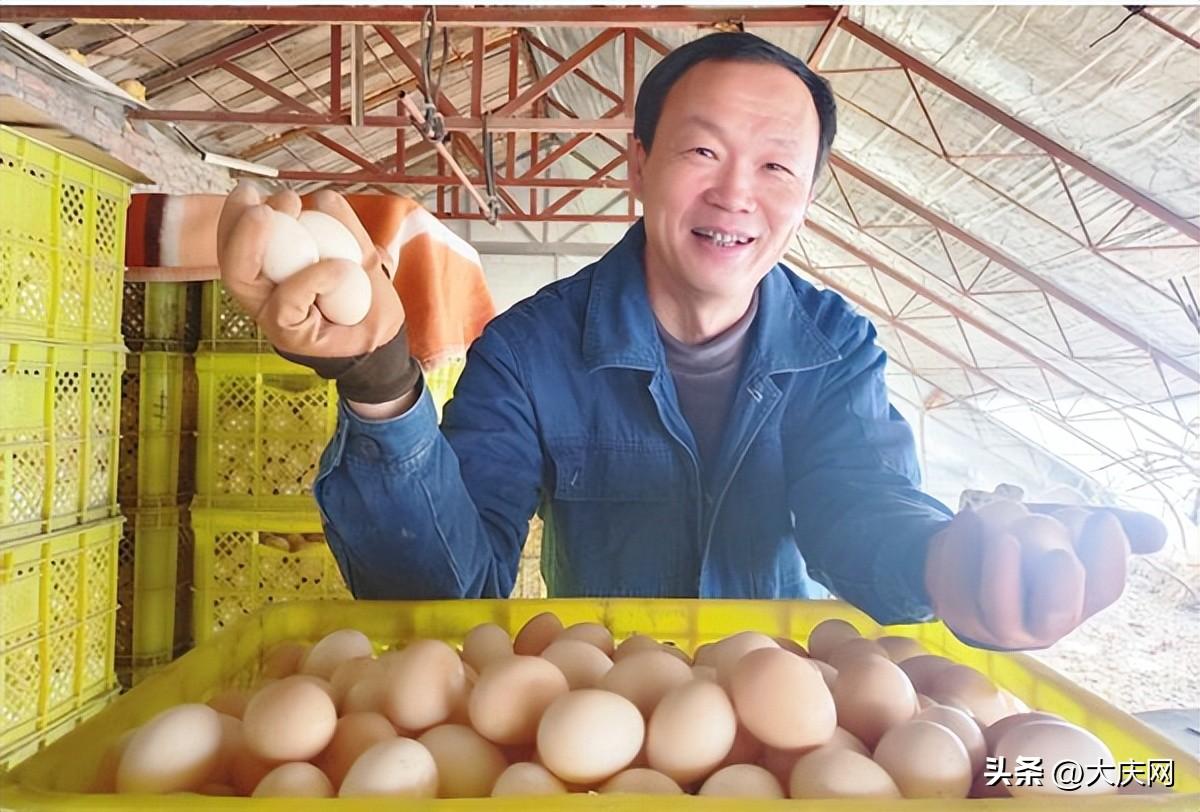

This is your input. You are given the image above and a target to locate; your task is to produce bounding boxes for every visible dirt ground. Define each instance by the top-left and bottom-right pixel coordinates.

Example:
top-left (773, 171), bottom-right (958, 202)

top-left (1031, 554), bottom-right (1200, 714)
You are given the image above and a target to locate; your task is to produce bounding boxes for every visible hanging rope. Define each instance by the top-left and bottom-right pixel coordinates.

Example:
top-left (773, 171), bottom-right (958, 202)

top-left (419, 6), bottom-right (449, 142)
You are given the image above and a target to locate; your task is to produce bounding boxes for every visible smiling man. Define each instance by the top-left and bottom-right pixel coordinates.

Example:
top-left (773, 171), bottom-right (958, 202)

top-left (218, 33), bottom-right (1163, 650)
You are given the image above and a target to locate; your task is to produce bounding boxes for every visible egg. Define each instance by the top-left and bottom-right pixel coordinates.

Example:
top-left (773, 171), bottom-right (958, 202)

top-left (206, 688), bottom-right (250, 719)
top-left (208, 713), bottom-right (243, 785)
top-left (788, 747), bottom-right (901, 799)
top-left (719, 723), bottom-right (765, 768)
top-left (898, 654), bottom-right (955, 694)
top-left (88, 729), bottom-right (137, 792)
top-left (873, 635), bottom-right (926, 663)
top-left (994, 720), bottom-right (1117, 797)
top-left (826, 636), bottom-right (889, 671)
top-left (600, 767), bottom-right (684, 794)
top-left (536, 690), bottom-right (644, 785)
top-left (262, 210), bottom-right (319, 283)
top-left (983, 711), bottom-right (1061, 752)
top-left (251, 762), bottom-right (334, 797)
top-left (418, 724), bottom-right (507, 797)
top-left (261, 642), bottom-right (310, 679)
top-left (242, 676), bottom-right (337, 762)
top-left (699, 764), bottom-right (784, 798)
top-left (1009, 514), bottom-right (1074, 555)
top-left (646, 679), bottom-right (737, 784)
top-left (730, 647), bottom-right (836, 750)
top-left (469, 655), bottom-right (569, 745)
top-left (712, 631), bottom-right (778, 688)
top-left (807, 618), bottom-right (860, 661)
top-left (316, 265), bottom-right (372, 326)
top-left (759, 726), bottom-right (868, 786)
top-left (600, 649), bottom-right (693, 717)
top-left (557, 622), bottom-right (615, 655)
top-left (115, 704), bottom-right (223, 794)
top-left (613, 634), bottom-right (661, 661)
top-left (832, 654), bottom-right (917, 747)
top-left (491, 763), bottom-right (568, 796)
top-left (462, 622), bottom-right (513, 673)
top-left (692, 641), bottom-right (719, 667)
top-left (329, 657), bottom-right (383, 711)
top-left (340, 672), bottom-right (388, 717)
top-left (773, 636), bottom-right (809, 657)
top-left (691, 664), bottom-right (718, 682)
top-left (808, 658), bottom-right (838, 688)
top-left (540, 639), bottom-right (613, 689)
top-left (927, 664), bottom-right (1009, 726)
top-left (513, 612), bottom-right (564, 656)
top-left (314, 712), bottom-right (397, 788)
top-left (297, 210), bottom-right (363, 264)
top-left (381, 639), bottom-right (468, 732)
top-left (338, 737), bottom-right (438, 798)
top-left (874, 719), bottom-right (972, 798)
top-left (916, 704), bottom-right (986, 774)
top-left (228, 734), bottom-right (282, 796)
top-left (301, 629), bottom-right (373, 680)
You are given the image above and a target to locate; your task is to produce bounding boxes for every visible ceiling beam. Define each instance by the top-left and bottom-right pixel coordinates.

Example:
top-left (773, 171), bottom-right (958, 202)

top-left (128, 108), bottom-right (633, 132)
top-left (142, 25), bottom-right (294, 93)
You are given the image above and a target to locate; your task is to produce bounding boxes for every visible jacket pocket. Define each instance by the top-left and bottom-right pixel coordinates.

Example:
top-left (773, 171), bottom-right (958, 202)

top-left (549, 442), bottom-right (679, 502)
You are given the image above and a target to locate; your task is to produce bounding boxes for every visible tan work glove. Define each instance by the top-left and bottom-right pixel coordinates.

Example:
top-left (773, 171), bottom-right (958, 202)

top-left (216, 182), bottom-right (418, 403)
top-left (924, 502), bottom-right (1166, 650)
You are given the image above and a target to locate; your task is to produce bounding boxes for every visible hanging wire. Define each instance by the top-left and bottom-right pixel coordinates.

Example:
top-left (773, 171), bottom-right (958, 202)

top-left (482, 113), bottom-right (502, 225)
top-left (1089, 6), bottom-right (1146, 48)
top-left (419, 6), bottom-right (449, 142)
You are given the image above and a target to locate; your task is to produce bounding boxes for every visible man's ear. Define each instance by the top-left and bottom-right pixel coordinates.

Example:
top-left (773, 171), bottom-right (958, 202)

top-left (630, 139), bottom-right (648, 202)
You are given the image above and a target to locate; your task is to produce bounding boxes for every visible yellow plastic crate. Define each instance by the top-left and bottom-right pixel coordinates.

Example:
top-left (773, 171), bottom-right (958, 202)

top-left (115, 504), bottom-right (193, 688)
top-left (195, 351), bottom-right (338, 508)
top-left (0, 341), bottom-right (124, 542)
top-left (0, 518), bottom-right (122, 768)
top-left (117, 351), bottom-right (195, 508)
top-left (190, 505), bottom-right (349, 645)
top-left (121, 281), bottom-right (199, 353)
top-left (198, 280), bottom-right (269, 352)
top-left (0, 126), bottom-right (130, 344)
top-left (3, 598), bottom-right (1198, 809)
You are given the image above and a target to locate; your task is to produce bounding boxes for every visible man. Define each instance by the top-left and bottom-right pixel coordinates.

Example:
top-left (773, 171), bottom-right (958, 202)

top-left (218, 33), bottom-right (1164, 650)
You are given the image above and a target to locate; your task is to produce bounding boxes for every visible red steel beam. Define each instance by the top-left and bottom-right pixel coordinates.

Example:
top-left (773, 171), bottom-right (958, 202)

top-left (1137, 10), bottom-right (1200, 50)
top-left (274, 172), bottom-right (629, 189)
top-left (829, 156), bottom-right (1200, 384)
top-left (1, 6), bottom-right (837, 26)
top-left (840, 19), bottom-right (1200, 243)
top-left (329, 25), bottom-right (342, 113)
top-left (127, 108), bottom-right (633, 132)
top-left (219, 61), bottom-right (318, 114)
top-left (494, 30), bottom-right (623, 117)
top-left (525, 34), bottom-right (624, 107)
top-left (142, 25), bottom-right (294, 93)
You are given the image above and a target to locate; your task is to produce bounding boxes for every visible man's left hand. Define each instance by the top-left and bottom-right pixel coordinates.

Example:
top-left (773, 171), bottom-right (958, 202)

top-left (924, 502), bottom-right (1167, 650)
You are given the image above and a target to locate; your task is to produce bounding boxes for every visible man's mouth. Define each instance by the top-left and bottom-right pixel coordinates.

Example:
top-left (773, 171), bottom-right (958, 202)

top-left (691, 227), bottom-right (755, 248)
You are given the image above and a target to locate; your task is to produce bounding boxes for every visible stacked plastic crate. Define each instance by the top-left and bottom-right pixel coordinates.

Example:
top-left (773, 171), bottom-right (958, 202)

top-left (115, 281), bottom-right (199, 685)
top-left (0, 127), bottom-right (130, 766)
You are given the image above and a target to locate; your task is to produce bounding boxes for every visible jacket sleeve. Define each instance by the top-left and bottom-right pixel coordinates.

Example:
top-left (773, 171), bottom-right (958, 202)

top-left (786, 306), bottom-right (953, 625)
top-left (312, 323), bottom-right (542, 599)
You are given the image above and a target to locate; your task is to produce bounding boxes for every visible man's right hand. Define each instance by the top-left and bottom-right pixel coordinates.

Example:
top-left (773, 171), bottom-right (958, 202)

top-left (217, 182), bottom-right (420, 407)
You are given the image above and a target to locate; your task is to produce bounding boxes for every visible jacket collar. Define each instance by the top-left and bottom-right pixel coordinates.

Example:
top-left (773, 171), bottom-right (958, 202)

top-left (582, 220), bottom-right (841, 374)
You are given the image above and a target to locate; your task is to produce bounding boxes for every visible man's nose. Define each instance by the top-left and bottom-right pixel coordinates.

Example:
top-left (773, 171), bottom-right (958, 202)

top-left (703, 163), bottom-right (757, 213)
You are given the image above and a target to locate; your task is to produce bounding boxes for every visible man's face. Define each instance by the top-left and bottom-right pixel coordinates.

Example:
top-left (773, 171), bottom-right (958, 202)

top-left (631, 59), bottom-right (821, 304)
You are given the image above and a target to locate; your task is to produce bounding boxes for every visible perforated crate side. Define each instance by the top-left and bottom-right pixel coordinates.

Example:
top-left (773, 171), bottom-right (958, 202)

top-left (122, 281), bottom-right (197, 353)
top-left (198, 281), bottom-right (269, 352)
top-left (117, 352), bottom-right (190, 509)
top-left (190, 506), bottom-right (349, 644)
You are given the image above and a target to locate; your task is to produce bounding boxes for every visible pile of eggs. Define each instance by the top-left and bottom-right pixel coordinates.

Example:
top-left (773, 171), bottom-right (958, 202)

top-left (92, 614), bottom-right (1121, 800)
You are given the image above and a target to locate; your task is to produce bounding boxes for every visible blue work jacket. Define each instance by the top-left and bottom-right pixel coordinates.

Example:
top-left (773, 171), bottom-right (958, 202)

top-left (313, 221), bottom-right (953, 624)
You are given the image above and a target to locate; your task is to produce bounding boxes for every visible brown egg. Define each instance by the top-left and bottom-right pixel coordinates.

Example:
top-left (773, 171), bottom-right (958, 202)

top-left (300, 629), bottom-right (373, 680)
top-left (314, 711), bottom-right (397, 788)
top-left (228, 736), bottom-right (282, 796)
top-left (898, 654), bottom-right (955, 694)
top-left (982, 711), bottom-right (1061, 752)
top-left (419, 724), bottom-right (508, 798)
top-left (600, 649), bottom-right (693, 718)
top-left (261, 642), bottom-right (309, 680)
top-left (536, 690), bottom-right (645, 785)
top-left (970, 770), bottom-right (1012, 798)
top-left (974, 498), bottom-right (1029, 526)
top-left (251, 762), bottom-right (334, 797)
top-left (874, 636), bottom-right (926, 662)
top-left (1009, 514), bottom-right (1074, 556)
top-left (462, 622), bottom-right (513, 673)
top-left (540, 639), bottom-right (613, 689)
top-left (719, 723), bottom-right (765, 768)
top-left (557, 622), bottom-right (615, 655)
top-left (380, 639), bottom-right (468, 732)
top-left (808, 658), bottom-right (838, 688)
top-left (806, 618), bottom-right (860, 661)
top-left (206, 688), bottom-right (251, 720)
top-left (491, 762), bottom-right (568, 796)
top-left (115, 704), bottom-right (223, 794)
top-left (832, 654), bottom-right (916, 747)
top-left (88, 729), bottom-right (137, 792)
top-left (613, 634), bottom-right (661, 661)
top-left (759, 727), bottom-right (867, 787)
top-left (292, 674), bottom-right (339, 704)
top-left (927, 664), bottom-right (1008, 726)
top-left (916, 705), bottom-right (986, 774)
top-left (340, 672), bottom-right (388, 717)
top-left (712, 631), bottom-right (778, 688)
top-left (916, 693), bottom-right (937, 711)
top-left (730, 647), bottom-right (836, 750)
top-left (338, 737), bottom-right (438, 798)
top-left (826, 637), bottom-right (888, 671)
top-left (874, 719), bottom-right (972, 798)
top-left (328, 657), bottom-right (382, 711)
top-left (242, 676), bottom-right (338, 762)
top-left (700, 764), bottom-right (784, 798)
top-left (773, 637), bottom-right (809, 657)
top-left (600, 767), bottom-right (684, 794)
top-left (657, 642), bottom-right (692, 664)
top-left (691, 664), bottom-right (718, 682)
top-left (513, 612), bottom-right (563, 656)
top-left (209, 713), bottom-right (243, 785)
top-left (994, 721), bottom-right (1116, 797)
top-left (469, 655), bottom-right (569, 745)
top-left (692, 641), bottom-right (719, 667)
top-left (788, 747), bottom-right (901, 799)
top-left (646, 679), bottom-right (737, 784)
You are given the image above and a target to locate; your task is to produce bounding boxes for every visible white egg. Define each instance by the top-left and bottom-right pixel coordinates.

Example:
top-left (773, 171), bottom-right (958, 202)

top-left (262, 210), bottom-right (319, 283)
top-left (316, 265), bottom-right (373, 326)
top-left (298, 210), bottom-right (364, 265)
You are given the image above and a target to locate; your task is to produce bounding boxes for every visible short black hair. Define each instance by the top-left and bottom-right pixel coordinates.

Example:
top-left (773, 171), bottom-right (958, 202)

top-left (634, 32), bottom-right (837, 180)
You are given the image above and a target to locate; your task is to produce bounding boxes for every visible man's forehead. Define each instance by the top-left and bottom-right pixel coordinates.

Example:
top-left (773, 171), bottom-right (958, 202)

top-left (675, 113), bottom-right (809, 149)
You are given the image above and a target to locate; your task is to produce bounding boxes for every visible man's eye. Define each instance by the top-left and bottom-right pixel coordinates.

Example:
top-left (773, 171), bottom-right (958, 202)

top-left (693, 147), bottom-right (717, 158)
top-left (766, 163), bottom-right (793, 175)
